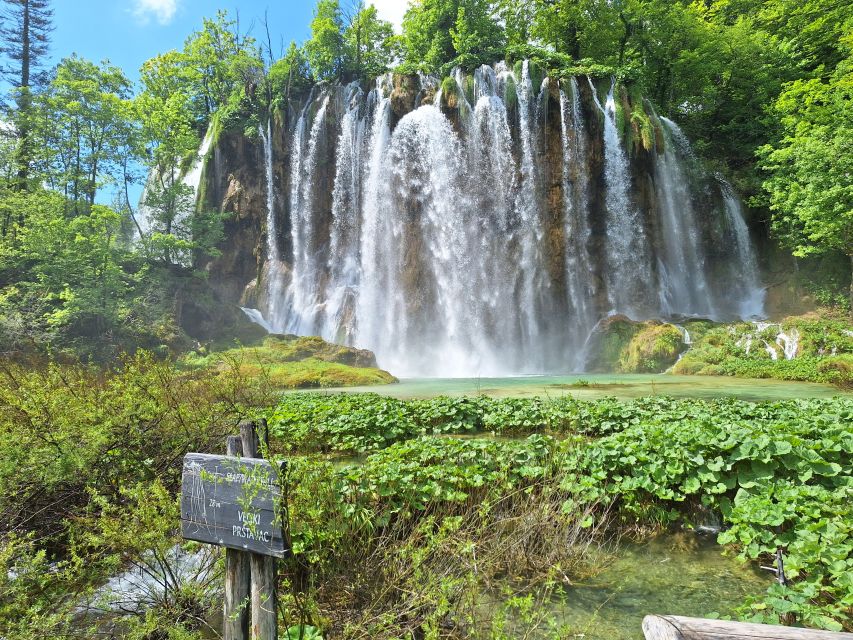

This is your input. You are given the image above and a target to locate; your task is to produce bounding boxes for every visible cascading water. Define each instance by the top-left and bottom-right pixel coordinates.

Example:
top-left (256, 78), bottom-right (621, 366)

top-left (719, 180), bottom-right (765, 318)
top-left (560, 78), bottom-right (595, 365)
top-left (248, 63), bottom-right (766, 376)
top-left (588, 78), bottom-right (653, 316)
top-left (324, 82), bottom-right (366, 343)
top-left (654, 117), bottom-right (716, 317)
top-left (514, 61), bottom-right (550, 361)
top-left (356, 75), bottom-right (394, 357)
top-left (259, 118), bottom-right (286, 326)
top-left (286, 94), bottom-right (331, 335)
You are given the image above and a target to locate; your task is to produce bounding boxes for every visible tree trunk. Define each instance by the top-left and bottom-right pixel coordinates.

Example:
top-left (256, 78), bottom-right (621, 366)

top-left (15, 1), bottom-right (32, 191)
top-left (849, 253), bottom-right (852, 318)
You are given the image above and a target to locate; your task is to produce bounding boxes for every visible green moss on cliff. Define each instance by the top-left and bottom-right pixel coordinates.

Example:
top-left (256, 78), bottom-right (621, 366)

top-left (504, 75), bottom-right (517, 111)
top-left (441, 76), bottom-right (459, 109)
top-left (628, 89), bottom-right (656, 153)
top-left (586, 316), bottom-right (642, 372)
top-left (620, 323), bottom-right (684, 373)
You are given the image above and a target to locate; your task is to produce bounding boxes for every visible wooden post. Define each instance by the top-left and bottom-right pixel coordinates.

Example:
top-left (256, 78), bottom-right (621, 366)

top-left (224, 435), bottom-right (250, 640)
top-left (241, 420), bottom-right (278, 640)
top-left (642, 615), bottom-right (853, 640)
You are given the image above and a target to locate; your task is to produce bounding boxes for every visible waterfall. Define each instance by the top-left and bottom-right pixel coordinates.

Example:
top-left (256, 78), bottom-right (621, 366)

top-left (324, 82), bottom-right (366, 342)
top-left (252, 64), bottom-right (766, 376)
top-left (654, 117), bottom-right (717, 318)
top-left (259, 119), bottom-right (285, 330)
top-left (719, 181), bottom-right (765, 318)
top-left (356, 77), bottom-right (394, 357)
top-left (286, 94), bottom-right (331, 335)
top-left (514, 61), bottom-right (548, 362)
top-left (560, 79), bottom-right (595, 365)
top-left (240, 307), bottom-right (273, 333)
top-left (588, 78), bottom-right (652, 316)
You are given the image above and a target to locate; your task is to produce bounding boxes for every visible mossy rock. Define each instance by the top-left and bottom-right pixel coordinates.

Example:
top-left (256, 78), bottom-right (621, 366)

top-left (179, 334), bottom-right (397, 389)
top-left (504, 75), bottom-right (518, 111)
top-left (585, 315), bottom-right (643, 372)
top-left (263, 334), bottom-right (378, 368)
top-left (619, 323), bottom-right (684, 373)
top-left (441, 76), bottom-right (459, 110)
top-left (671, 357), bottom-right (706, 376)
top-left (669, 311), bottom-right (853, 387)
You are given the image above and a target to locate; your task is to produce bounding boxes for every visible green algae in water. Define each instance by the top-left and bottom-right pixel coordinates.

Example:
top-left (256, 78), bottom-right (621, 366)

top-left (544, 534), bottom-right (768, 640)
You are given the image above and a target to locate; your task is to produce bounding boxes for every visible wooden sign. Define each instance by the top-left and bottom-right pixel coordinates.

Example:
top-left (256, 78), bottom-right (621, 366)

top-left (180, 452), bottom-right (287, 558)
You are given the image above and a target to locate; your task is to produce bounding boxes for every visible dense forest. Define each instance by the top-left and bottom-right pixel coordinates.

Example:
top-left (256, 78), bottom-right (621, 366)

top-left (0, 0), bottom-right (851, 639)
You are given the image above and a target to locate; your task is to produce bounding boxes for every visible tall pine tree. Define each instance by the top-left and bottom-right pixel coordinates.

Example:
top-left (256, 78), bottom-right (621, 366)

top-left (1, 0), bottom-right (52, 191)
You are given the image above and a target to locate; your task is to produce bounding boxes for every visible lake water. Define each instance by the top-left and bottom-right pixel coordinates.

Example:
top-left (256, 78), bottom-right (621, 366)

top-left (324, 374), bottom-right (848, 402)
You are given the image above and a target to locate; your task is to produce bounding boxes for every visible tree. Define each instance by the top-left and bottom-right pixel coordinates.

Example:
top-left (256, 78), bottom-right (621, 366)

top-left (760, 51), bottom-right (853, 311)
top-left (267, 42), bottom-right (312, 101)
top-left (343, 3), bottom-right (396, 80)
top-left (305, 0), bottom-right (346, 81)
top-left (0, 0), bottom-right (52, 191)
top-left (401, 0), bottom-right (504, 73)
top-left (182, 11), bottom-right (263, 121)
top-left (134, 87), bottom-right (200, 264)
top-left (498, 0), bottom-right (535, 50)
top-left (36, 55), bottom-right (136, 216)
top-left (0, 190), bottom-right (127, 348)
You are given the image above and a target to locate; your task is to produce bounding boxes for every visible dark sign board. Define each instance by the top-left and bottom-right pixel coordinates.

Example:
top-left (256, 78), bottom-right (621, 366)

top-left (180, 453), bottom-right (287, 558)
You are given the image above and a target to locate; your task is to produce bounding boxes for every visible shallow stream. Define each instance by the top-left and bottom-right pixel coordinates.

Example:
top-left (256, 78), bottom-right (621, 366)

top-left (544, 534), bottom-right (767, 639)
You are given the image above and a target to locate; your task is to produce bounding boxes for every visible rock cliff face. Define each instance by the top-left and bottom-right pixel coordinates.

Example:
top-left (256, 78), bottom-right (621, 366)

top-left (202, 129), bottom-right (266, 305)
top-left (200, 63), bottom-right (765, 376)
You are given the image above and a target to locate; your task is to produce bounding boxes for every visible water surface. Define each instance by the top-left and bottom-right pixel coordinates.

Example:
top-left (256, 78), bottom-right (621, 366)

top-left (323, 374), bottom-right (847, 402)
top-left (549, 534), bottom-right (767, 639)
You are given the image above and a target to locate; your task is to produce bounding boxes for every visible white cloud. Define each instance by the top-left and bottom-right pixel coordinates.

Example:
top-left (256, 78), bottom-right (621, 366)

top-left (132, 0), bottom-right (179, 26)
top-left (370, 0), bottom-right (408, 32)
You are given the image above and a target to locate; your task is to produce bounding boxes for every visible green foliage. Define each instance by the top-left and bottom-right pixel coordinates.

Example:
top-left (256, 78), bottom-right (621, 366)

top-left (673, 314), bottom-right (853, 387)
top-left (267, 42), bottom-right (313, 103)
top-left (305, 0), bottom-right (346, 82)
top-left (36, 55), bottom-right (135, 215)
top-left (272, 392), bottom-right (853, 630)
top-left (343, 4), bottom-right (397, 81)
top-left (401, 0), bottom-right (505, 73)
top-left (561, 396), bottom-right (853, 629)
top-left (0, 191), bottom-right (128, 354)
top-left (760, 42), bottom-right (853, 307)
top-left (0, 354), bottom-right (273, 636)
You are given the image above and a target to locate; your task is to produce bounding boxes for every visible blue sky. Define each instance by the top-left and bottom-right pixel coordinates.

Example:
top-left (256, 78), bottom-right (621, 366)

top-left (51, 0), bottom-right (408, 83)
top-left (45, 0), bottom-right (408, 206)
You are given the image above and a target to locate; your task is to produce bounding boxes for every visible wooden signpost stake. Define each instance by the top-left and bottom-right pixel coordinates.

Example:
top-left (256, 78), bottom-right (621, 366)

top-left (241, 420), bottom-right (279, 640)
top-left (224, 435), bottom-right (250, 640)
top-left (181, 420), bottom-right (285, 640)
